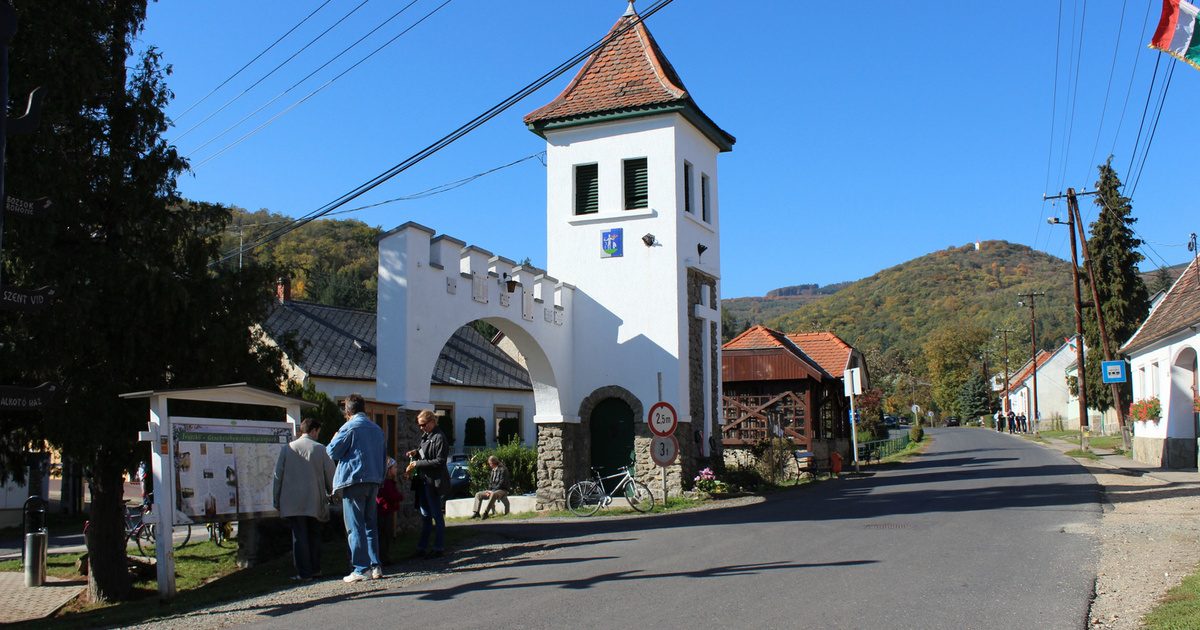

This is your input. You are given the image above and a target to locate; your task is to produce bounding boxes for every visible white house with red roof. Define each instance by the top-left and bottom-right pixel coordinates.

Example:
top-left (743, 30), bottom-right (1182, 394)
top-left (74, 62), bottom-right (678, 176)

top-left (375, 4), bottom-right (735, 506)
top-left (1120, 257), bottom-right (1200, 468)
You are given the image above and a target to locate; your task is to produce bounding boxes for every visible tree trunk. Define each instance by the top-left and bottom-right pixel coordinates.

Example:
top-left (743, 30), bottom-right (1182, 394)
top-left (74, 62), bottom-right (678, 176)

top-left (86, 457), bottom-right (130, 602)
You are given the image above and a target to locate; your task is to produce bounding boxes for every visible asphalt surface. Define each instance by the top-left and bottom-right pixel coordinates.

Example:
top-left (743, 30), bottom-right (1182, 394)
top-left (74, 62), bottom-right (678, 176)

top-left (257, 428), bottom-right (1102, 629)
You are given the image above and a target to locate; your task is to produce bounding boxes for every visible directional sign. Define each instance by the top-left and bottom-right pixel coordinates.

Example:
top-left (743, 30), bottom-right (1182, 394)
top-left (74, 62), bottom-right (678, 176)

top-left (0, 382), bottom-right (59, 410)
top-left (647, 401), bottom-right (678, 437)
top-left (911, 404), bottom-right (921, 414)
top-left (0, 285), bottom-right (56, 312)
top-left (650, 435), bottom-right (679, 467)
top-left (1101, 360), bottom-right (1127, 384)
top-left (5, 196), bottom-right (51, 218)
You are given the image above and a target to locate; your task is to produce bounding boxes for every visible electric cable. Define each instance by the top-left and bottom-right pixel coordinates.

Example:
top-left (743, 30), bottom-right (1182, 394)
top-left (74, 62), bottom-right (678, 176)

top-left (1109, 0), bottom-right (1155, 160)
top-left (184, 0), bottom-right (424, 160)
top-left (1038, 0), bottom-right (1067, 255)
top-left (1129, 62), bottom-right (1174, 199)
top-left (1125, 54), bottom-right (1160, 181)
top-left (192, 0), bottom-right (453, 168)
top-left (211, 0), bottom-right (678, 267)
top-left (173, 0), bottom-right (335, 123)
top-left (171, 0), bottom-right (373, 144)
top-left (1082, 0), bottom-right (1128, 183)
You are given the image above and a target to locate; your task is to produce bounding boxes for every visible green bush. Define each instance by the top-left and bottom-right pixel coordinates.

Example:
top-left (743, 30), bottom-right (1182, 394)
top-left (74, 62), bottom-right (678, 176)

top-left (750, 437), bottom-right (793, 486)
top-left (464, 416), bottom-right (486, 448)
top-left (909, 423), bottom-right (924, 443)
top-left (467, 436), bottom-right (537, 494)
top-left (722, 464), bottom-right (765, 492)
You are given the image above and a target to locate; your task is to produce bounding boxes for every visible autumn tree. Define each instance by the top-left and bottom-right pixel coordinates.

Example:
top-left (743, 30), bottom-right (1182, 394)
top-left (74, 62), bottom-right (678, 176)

top-left (1, 1), bottom-right (286, 601)
top-left (924, 323), bottom-right (990, 417)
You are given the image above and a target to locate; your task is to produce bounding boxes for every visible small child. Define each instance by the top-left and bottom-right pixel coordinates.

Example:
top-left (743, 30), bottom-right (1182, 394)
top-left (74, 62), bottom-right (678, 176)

top-left (376, 458), bottom-right (404, 565)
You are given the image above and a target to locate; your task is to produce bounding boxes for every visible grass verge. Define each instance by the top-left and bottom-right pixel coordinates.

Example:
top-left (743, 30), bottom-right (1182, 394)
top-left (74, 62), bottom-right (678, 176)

top-left (1063, 448), bottom-right (1100, 460)
top-left (1144, 568), bottom-right (1200, 629)
top-left (879, 435), bottom-right (932, 464)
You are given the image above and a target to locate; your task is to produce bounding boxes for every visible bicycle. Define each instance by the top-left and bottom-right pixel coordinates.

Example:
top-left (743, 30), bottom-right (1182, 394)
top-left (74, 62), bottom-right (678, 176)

top-left (565, 465), bottom-right (655, 516)
top-left (84, 497), bottom-right (192, 557)
top-left (206, 520), bottom-right (233, 547)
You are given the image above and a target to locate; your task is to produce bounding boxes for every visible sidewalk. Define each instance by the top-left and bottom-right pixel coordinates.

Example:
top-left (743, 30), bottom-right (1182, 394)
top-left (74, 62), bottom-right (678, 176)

top-left (0, 572), bottom-right (86, 624)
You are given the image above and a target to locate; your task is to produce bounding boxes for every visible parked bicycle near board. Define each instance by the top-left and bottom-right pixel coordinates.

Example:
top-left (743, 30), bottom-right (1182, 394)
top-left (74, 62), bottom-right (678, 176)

top-left (84, 493), bottom-right (191, 556)
top-left (566, 464), bottom-right (655, 516)
top-left (206, 520), bottom-right (233, 547)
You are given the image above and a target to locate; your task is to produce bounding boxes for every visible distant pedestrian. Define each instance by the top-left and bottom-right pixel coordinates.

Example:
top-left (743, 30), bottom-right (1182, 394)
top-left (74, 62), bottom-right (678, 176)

top-left (273, 417), bottom-right (336, 582)
top-left (1006, 410), bottom-right (1016, 434)
top-left (1018, 413), bottom-right (1028, 433)
top-left (328, 393), bottom-right (387, 582)
top-left (405, 409), bottom-right (451, 557)
top-left (472, 456), bottom-right (510, 519)
top-left (994, 410), bottom-right (1003, 432)
top-left (376, 458), bottom-right (403, 564)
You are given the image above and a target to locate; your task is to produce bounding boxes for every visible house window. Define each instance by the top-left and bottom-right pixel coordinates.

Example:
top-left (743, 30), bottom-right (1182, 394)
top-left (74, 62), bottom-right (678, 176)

top-left (701, 173), bottom-right (711, 222)
top-left (435, 403), bottom-right (455, 449)
top-left (683, 161), bottom-right (694, 214)
top-left (575, 163), bottom-right (598, 215)
top-left (495, 406), bottom-right (522, 445)
top-left (623, 157), bottom-right (649, 210)
top-left (1137, 367), bottom-right (1145, 398)
top-left (1150, 362), bottom-right (1160, 399)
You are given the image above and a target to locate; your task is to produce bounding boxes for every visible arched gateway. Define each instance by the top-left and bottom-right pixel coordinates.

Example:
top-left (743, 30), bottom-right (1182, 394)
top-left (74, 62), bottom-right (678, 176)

top-left (376, 4), bottom-right (734, 508)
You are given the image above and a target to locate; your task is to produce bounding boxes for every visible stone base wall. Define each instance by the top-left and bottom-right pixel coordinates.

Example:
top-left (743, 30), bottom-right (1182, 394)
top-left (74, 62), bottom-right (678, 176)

top-left (536, 422), bottom-right (585, 510)
top-left (396, 409), bottom-right (425, 531)
top-left (1132, 435), bottom-right (1197, 469)
top-left (632, 425), bottom-right (685, 496)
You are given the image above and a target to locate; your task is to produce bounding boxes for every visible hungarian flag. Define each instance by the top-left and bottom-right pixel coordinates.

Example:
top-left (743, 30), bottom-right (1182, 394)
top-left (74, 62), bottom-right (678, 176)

top-left (1151, 0), bottom-right (1200, 70)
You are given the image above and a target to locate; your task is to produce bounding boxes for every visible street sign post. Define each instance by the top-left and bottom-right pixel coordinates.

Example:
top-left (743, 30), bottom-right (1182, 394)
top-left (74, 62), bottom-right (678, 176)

top-left (651, 435), bottom-right (678, 467)
top-left (1101, 360), bottom-right (1127, 384)
top-left (647, 401), bottom-right (678, 437)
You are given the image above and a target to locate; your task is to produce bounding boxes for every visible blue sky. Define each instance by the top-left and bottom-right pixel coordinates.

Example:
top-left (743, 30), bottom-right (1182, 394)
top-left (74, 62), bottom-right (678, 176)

top-left (141, 0), bottom-right (1199, 298)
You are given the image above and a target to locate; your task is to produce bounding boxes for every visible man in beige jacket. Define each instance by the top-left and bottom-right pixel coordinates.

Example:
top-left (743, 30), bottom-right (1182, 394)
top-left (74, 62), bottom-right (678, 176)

top-left (273, 418), bottom-right (336, 581)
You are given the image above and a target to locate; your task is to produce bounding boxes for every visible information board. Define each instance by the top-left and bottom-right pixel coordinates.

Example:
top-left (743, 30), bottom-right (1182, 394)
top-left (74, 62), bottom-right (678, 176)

top-left (171, 417), bottom-right (291, 524)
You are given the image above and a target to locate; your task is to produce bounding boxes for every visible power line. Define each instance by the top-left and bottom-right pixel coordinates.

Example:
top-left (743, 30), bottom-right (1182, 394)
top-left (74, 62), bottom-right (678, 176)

top-left (1125, 53), bottom-right (1160, 180)
top-left (1056, 0), bottom-right (1088, 194)
top-left (1082, 0), bottom-right (1128, 183)
top-left (170, 0), bottom-right (373, 144)
top-left (193, 0), bottom-right (453, 168)
top-left (1129, 62), bottom-right (1174, 199)
top-left (1038, 0), bottom-right (1066, 255)
top-left (212, 0), bottom-right (678, 267)
top-left (184, 0), bottom-right (425, 161)
top-left (1108, 0), bottom-right (1154, 161)
top-left (172, 0), bottom-right (335, 122)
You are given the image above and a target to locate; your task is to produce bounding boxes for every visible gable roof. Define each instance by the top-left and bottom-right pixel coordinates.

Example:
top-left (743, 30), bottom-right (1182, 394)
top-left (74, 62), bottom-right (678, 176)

top-left (722, 325), bottom-right (831, 381)
top-left (1008, 349), bottom-right (1052, 387)
top-left (523, 6), bottom-right (734, 151)
top-left (262, 301), bottom-right (531, 391)
top-left (786, 332), bottom-right (854, 377)
top-left (1121, 256), bottom-right (1200, 354)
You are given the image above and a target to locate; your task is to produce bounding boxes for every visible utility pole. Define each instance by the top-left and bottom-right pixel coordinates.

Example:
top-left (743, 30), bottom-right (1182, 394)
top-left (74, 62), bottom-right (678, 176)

top-left (1064, 189), bottom-right (1130, 450)
top-left (1018, 292), bottom-right (1045, 432)
top-left (1046, 188), bottom-right (1090, 449)
top-left (997, 329), bottom-right (1014, 414)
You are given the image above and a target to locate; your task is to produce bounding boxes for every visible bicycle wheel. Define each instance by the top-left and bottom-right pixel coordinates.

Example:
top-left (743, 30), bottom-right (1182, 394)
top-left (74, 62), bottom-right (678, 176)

top-left (175, 524), bottom-right (192, 550)
top-left (135, 524), bottom-right (156, 557)
top-left (566, 481), bottom-right (602, 517)
top-left (624, 480), bottom-right (655, 513)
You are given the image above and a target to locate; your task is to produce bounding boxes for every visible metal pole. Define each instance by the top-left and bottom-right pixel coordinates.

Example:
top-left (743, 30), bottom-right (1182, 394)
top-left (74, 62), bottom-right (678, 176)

top-left (0, 1), bottom-right (15, 290)
top-left (657, 372), bottom-right (665, 507)
top-left (848, 393), bottom-right (860, 473)
top-left (1064, 189), bottom-right (1090, 449)
top-left (1018, 293), bottom-right (1044, 432)
top-left (997, 329), bottom-right (1013, 414)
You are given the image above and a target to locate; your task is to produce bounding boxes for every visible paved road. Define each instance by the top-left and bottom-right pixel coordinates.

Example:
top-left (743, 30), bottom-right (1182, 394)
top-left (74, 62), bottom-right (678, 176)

top-left (260, 428), bottom-right (1101, 629)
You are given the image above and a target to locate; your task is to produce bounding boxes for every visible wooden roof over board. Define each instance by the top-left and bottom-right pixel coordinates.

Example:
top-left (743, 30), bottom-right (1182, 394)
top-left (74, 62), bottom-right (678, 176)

top-left (722, 325), bottom-right (831, 383)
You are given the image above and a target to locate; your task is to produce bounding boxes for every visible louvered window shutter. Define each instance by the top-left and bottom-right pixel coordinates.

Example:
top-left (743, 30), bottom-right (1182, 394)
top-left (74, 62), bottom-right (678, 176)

top-left (575, 164), bottom-right (599, 215)
top-left (683, 162), bottom-right (693, 214)
top-left (623, 158), bottom-right (648, 210)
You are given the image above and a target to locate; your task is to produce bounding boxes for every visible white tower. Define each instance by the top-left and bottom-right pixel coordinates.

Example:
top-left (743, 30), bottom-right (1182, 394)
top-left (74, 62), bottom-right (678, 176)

top-left (525, 3), bottom-right (734, 466)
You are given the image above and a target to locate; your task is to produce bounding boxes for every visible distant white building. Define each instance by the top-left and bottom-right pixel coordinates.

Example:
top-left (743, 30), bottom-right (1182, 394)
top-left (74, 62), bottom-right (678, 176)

top-left (1121, 257), bottom-right (1199, 469)
top-left (1006, 341), bottom-right (1074, 429)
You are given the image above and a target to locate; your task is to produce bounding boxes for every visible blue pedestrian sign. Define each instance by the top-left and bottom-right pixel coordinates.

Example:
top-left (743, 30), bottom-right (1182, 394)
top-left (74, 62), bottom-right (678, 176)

top-left (601, 228), bottom-right (623, 258)
top-left (1101, 360), bottom-right (1127, 384)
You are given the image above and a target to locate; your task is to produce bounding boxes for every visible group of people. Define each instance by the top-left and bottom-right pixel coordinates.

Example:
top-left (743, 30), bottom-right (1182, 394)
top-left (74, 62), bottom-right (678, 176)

top-left (272, 393), bottom-right (474, 583)
top-left (993, 409), bottom-right (1032, 434)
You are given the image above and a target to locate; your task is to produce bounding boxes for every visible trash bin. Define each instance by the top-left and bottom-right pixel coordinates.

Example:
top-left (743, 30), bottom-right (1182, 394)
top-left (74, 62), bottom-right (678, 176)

top-left (23, 496), bottom-right (47, 587)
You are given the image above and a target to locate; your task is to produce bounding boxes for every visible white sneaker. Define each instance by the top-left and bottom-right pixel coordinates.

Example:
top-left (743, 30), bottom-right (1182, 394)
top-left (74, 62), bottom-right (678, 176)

top-left (343, 572), bottom-right (367, 583)
top-left (370, 566), bottom-right (383, 579)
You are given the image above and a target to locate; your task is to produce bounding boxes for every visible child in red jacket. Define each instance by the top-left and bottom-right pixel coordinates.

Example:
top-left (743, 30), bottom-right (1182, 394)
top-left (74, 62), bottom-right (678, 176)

top-left (376, 458), bottom-right (404, 565)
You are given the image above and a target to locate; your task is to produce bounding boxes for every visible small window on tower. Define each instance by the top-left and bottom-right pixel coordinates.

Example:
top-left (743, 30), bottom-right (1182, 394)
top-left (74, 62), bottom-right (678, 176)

top-left (623, 157), bottom-right (649, 210)
top-left (575, 163), bottom-right (599, 215)
top-left (683, 161), bottom-right (694, 214)
top-left (701, 173), bottom-right (711, 223)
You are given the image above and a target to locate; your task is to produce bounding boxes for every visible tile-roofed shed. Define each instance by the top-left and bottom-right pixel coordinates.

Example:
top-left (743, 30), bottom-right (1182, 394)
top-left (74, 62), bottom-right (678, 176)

top-left (787, 332), bottom-right (854, 377)
top-left (1121, 257), bottom-right (1200, 354)
top-left (524, 4), bottom-right (734, 152)
top-left (723, 325), bottom-right (829, 382)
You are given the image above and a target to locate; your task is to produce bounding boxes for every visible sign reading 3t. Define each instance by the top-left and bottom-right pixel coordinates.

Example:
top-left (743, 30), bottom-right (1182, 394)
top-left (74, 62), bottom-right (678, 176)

top-left (647, 401), bottom-right (678, 437)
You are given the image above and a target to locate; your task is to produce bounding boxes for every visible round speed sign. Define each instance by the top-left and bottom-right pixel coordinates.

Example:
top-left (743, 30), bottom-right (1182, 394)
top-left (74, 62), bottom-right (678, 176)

top-left (647, 401), bottom-right (678, 437)
top-left (651, 435), bottom-right (679, 467)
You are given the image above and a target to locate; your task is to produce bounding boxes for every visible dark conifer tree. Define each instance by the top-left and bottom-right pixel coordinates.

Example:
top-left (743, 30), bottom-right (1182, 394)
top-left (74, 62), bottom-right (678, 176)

top-left (1082, 158), bottom-right (1150, 412)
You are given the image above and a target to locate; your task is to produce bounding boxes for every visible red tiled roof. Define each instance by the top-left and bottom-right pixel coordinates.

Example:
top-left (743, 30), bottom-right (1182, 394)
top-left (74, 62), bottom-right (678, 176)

top-left (524, 8), bottom-right (688, 125)
top-left (723, 325), bottom-right (831, 380)
top-left (1122, 257), bottom-right (1200, 354)
top-left (787, 332), bottom-right (854, 376)
top-left (1009, 350), bottom-right (1052, 386)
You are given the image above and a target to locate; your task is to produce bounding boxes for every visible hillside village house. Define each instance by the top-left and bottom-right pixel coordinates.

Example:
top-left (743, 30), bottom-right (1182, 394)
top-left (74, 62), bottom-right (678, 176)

top-left (358, 4), bottom-right (734, 507)
top-left (1121, 256), bottom-right (1199, 469)
top-left (721, 326), bottom-right (862, 468)
top-left (260, 285), bottom-right (537, 457)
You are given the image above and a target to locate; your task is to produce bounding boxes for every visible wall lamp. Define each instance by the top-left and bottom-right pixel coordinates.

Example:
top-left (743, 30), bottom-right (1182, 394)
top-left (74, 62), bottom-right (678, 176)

top-left (697, 243), bottom-right (708, 260)
top-left (502, 272), bottom-right (518, 293)
top-left (642, 233), bottom-right (657, 247)
top-left (1047, 216), bottom-right (1072, 226)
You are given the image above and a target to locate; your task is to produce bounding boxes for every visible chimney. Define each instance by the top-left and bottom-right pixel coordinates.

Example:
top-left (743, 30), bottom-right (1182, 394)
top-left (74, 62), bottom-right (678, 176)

top-left (276, 277), bottom-right (291, 303)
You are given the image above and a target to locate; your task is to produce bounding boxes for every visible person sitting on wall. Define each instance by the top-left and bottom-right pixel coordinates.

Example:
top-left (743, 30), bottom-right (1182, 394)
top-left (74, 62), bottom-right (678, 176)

top-left (471, 456), bottom-right (510, 519)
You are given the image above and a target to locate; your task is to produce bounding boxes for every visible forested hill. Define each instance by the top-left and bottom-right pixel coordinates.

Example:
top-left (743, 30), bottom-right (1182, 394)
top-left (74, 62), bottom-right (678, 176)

top-left (763, 241), bottom-right (1079, 366)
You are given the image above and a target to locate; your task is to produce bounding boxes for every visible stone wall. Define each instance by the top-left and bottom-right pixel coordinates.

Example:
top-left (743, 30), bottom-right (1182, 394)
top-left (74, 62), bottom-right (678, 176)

top-left (536, 422), bottom-right (584, 510)
top-left (686, 267), bottom-right (720, 483)
top-left (1133, 435), bottom-right (1197, 469)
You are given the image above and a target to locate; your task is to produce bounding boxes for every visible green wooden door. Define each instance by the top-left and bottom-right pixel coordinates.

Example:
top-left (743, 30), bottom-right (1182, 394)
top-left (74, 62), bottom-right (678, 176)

top-left (590, 398), bottom-right (635, 488)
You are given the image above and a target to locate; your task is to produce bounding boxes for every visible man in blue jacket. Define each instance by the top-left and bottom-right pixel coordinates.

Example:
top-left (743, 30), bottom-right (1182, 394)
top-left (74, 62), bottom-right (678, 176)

top-left (328, 393), bottom-right (386, 582)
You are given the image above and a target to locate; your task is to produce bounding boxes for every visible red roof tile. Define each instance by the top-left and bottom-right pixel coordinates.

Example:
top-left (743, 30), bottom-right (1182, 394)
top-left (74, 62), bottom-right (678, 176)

top-left (524, 8), bottom-right (688, 125)
top-left (723, 325), bottom-right (831, 380)
top-left (786, 332), bottom-right (854, 376)
top-left (1122, 257), bottom-right (1200, 353)
top-left (1008, 350), bottom-right (1052, 386)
